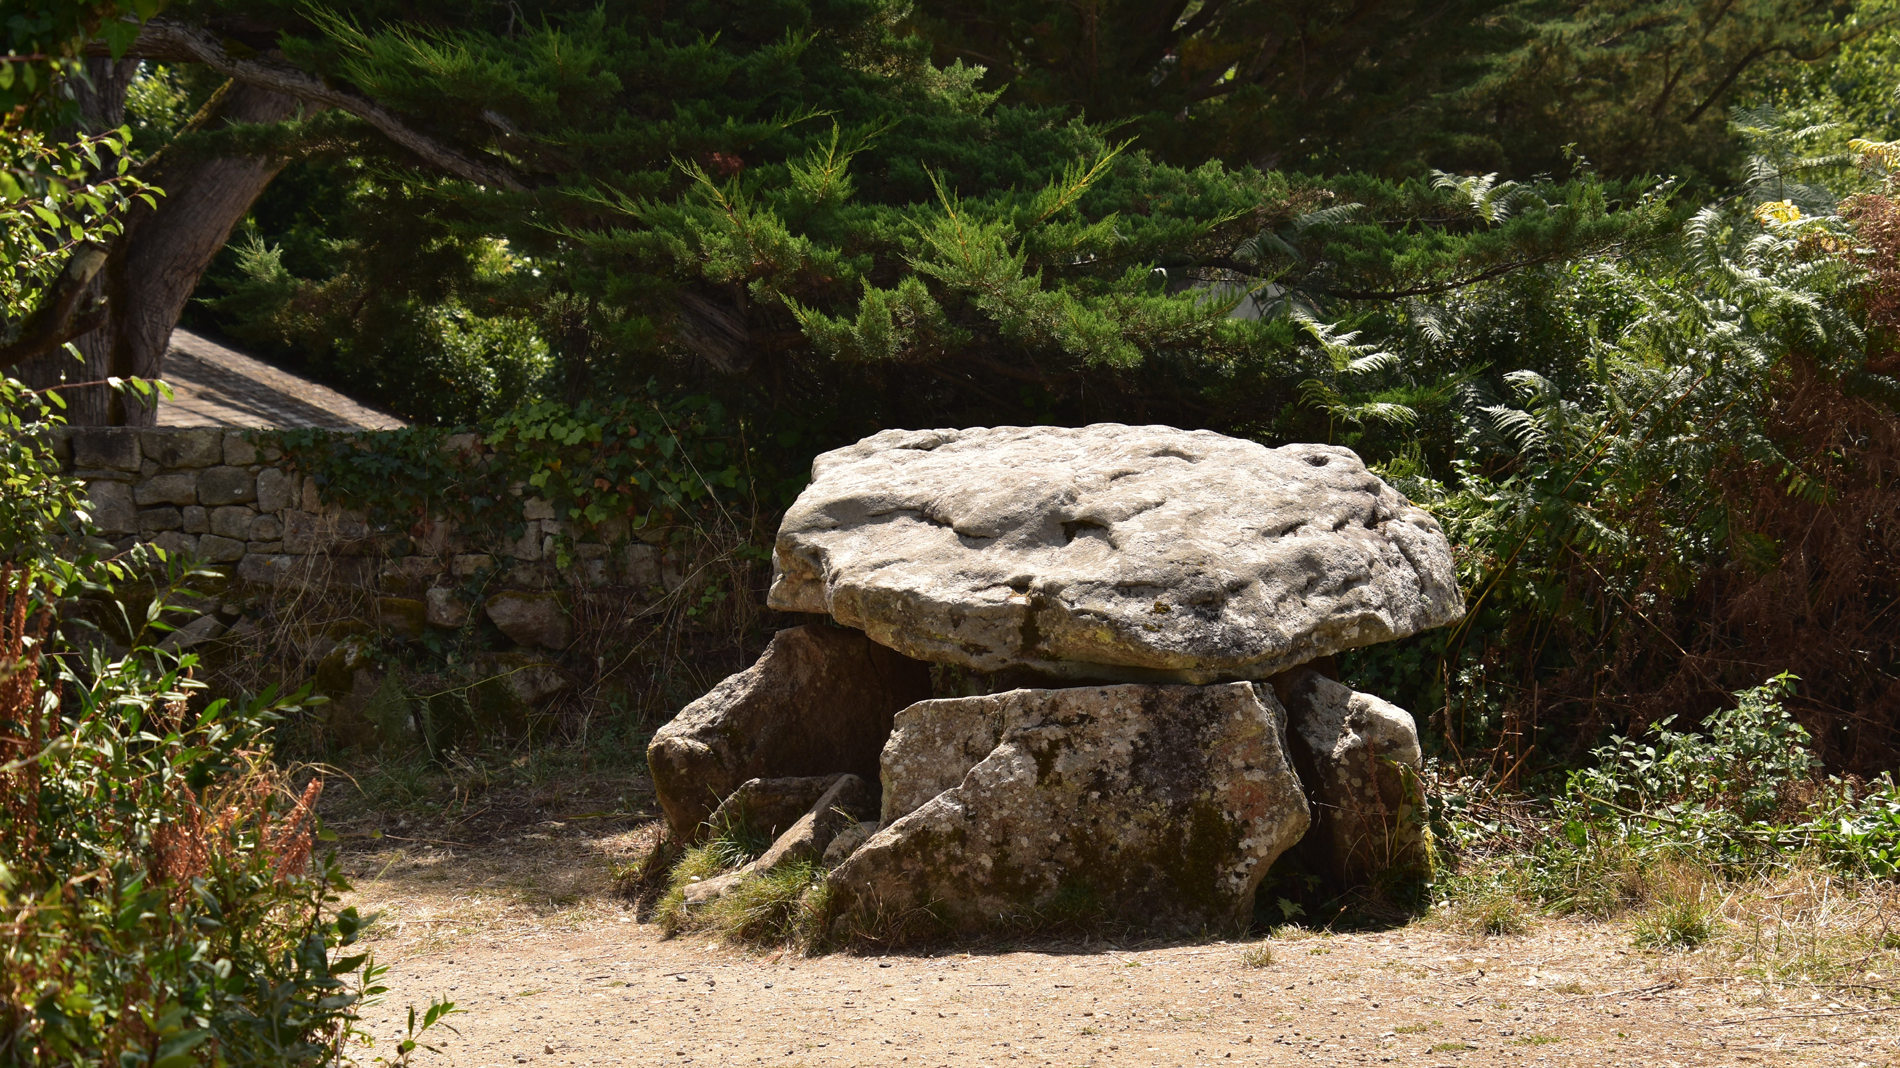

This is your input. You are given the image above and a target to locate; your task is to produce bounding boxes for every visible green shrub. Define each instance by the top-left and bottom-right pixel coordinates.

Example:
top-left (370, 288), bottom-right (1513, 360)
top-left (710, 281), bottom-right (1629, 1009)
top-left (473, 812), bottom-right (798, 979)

top-left (0, 375), bottom-right (454, 1066)
top-left (1571, 673), bottom-right (1817, 824)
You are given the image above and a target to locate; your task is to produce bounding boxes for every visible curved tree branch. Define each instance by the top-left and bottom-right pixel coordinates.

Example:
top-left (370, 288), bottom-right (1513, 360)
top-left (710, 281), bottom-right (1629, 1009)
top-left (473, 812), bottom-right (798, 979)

top-left (0, 244), bottom-right (110, 371)
top-left (104, 19), bottom-right (526, 192)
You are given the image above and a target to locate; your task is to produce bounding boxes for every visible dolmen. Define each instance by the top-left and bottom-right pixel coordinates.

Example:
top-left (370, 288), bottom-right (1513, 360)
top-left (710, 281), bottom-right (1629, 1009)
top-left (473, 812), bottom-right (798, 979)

top-left (648, 424), bottom-right (1464, 938)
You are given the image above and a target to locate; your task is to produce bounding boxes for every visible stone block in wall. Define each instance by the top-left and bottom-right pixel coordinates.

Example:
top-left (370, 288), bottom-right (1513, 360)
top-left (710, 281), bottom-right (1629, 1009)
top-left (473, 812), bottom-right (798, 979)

top-left (222, 431), bottom-right (257, 466)
top-left (208, 505), bottom-right (255, 539)
top-left (382, 556), bottom-right (444, 582)
top-left (157, 614), bottom-right (226, 654)
top-left (426, 586), bottom-right (470, 627)
top-left (236, 552), bottom-right (370, 589)
top-left (451, 553), bottom-right (493, 577)
top-left (238, 553), bottom-right (293, 587)
top-left (140, 459), bottom-right (160, 478)
top-left (137, 507), bottom-right (182, 534)
top-left (419, 517), bottom-right (469, 556)
top-left (377, 597), bottom-right (427, 641)
top-left (250, 514), bottom-right (282, 541)
top-left (135, 472), bottom-right (198, 506)
top-left (332, 557), bottom-right (376, 587)
top-left (300, 478), bottom-right (321, 511)
top-left (485, 590), bottom-right (572, 649)
top-left (151, 530), bottom-right (197, 557)
top-left (281, 510), bottom-right (321, 553)
top-left (198, 534), bottom-right (246, 563)
top-left (140, 429), bottom-right (222, 468)
top-left (523, 497), bottom-right (556, 521)
top-left (563, 557), bottom-right (612, 587)
top-left (569, 543), bottom-right (612, 586)
top-left (73, 468), bottom-right (132, 482)
top-left (620, 543), bottom-right (661, 586)
top-left (197, 466), bottom-right (256, 506)
top-left (246, 541), bottom-right (283, 553)
top-left (502, 521), bottom-right (542, 561)
top-left (72, 428), bottom-right (139, 471)
top-left (182, 505), bottom-right (208, 534)
top-left (281, 510), bottom-right (363, 553)
top-left (507, 562), bottom-right (555, 589)
top-left (255, 468), bottom-right (293, 513)
top-left (86, 480), bottom-right (136, 535)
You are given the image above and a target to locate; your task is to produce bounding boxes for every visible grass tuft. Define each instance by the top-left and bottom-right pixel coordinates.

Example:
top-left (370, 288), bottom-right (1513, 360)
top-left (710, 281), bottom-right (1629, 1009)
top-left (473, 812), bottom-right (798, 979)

top-left (1633, 893), bottom-right (1719, 950)
top-left (702, 861), bottom-right (824, 945)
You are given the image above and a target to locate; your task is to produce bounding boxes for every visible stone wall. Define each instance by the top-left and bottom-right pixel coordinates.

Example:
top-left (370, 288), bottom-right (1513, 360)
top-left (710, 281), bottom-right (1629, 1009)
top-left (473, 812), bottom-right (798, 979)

top-left (46, 425), bottom-right (694, 689)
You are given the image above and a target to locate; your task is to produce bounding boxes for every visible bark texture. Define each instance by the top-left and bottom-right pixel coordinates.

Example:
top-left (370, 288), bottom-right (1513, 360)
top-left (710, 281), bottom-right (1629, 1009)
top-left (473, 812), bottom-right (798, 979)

top-left (18, 80), bottom-right (306, 425)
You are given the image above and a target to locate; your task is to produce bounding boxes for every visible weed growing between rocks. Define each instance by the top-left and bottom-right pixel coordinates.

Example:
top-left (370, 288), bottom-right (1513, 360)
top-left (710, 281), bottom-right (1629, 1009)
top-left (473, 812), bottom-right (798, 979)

top-left (706, 862), bottom-right (827, 944)
top-left (652, 809), bottom-right (778, 936)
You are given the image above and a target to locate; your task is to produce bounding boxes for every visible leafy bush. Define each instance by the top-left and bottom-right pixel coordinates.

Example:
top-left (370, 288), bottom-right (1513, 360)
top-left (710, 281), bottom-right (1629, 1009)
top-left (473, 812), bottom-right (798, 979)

top-left (1571, 673), bottom-right (1818, 824)
top-left (269, 388), bottom-right (768, 549)
top-left (1, 576), bottom-right (370, 1064)
top-left (1433, 673), bottom-right (1900, 932)
top-left (0, 371), bottom-right (453, 1065)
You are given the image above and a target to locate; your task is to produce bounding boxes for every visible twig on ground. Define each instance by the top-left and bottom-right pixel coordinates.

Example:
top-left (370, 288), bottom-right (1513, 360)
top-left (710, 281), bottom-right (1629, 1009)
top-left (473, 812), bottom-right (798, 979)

top-left (1719, 1004), bottom-right (1900, 1024)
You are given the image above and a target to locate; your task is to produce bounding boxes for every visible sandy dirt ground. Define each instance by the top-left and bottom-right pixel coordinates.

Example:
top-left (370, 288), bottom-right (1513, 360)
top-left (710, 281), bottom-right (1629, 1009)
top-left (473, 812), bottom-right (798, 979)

top-left (321, 780), bottom-right (1900, 1068)
top-left (354, 917), bottom-right (1900, 1068)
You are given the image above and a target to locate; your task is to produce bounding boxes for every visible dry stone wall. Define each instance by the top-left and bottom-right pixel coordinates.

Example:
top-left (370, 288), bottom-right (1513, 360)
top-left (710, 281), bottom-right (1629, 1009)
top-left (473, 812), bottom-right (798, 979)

top-left (49, 426), bottom-right (677, 604)
top-left (47, 426), bottom-right (703, 749)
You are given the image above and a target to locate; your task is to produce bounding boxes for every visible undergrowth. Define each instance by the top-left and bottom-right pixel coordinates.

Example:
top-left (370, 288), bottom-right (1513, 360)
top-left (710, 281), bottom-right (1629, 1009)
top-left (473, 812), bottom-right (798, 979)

top-left (1428, 673), bottom-right (1900, 987)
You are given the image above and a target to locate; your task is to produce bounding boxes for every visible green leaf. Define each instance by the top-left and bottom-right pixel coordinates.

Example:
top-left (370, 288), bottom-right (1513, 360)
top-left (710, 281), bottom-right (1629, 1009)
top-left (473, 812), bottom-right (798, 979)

top-left (101, 19), bottom-right (144, 60)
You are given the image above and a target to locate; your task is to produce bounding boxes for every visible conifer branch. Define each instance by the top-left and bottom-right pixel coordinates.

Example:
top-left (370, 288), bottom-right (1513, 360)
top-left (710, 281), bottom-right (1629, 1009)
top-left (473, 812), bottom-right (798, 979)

top-left (107, 19), bottom-right (526, 192)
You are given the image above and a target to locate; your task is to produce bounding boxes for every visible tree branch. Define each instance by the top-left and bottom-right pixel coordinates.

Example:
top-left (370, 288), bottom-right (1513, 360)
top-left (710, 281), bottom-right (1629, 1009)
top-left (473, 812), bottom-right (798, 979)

top-left (0, 244), bottom-right (110, 371)
top-left (1320, 254), bottom-right (1577, 301)
top-left (104, 19), bottom-right (526, 192)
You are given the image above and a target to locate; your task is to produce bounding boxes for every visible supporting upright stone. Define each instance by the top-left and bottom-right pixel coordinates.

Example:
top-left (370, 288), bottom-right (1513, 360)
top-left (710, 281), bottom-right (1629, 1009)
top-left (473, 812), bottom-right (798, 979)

top-left (647, 625), bottom-right (931, 841)
top-left (827, 682), bottom-right (1310, 937)
top-left (1270, 667), bottom-right (1431, 896)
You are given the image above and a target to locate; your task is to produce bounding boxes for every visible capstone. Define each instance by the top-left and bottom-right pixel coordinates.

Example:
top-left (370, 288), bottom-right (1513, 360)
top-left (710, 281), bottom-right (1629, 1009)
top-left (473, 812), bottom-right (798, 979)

top-left (770, 424), bottom-right (1463, 682)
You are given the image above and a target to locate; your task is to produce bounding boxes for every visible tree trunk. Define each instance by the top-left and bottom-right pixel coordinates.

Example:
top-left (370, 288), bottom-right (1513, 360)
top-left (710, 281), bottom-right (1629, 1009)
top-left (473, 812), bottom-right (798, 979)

top-left (12, 57), bottom-right (138, 426)
top-left (18, 78), bottom-right (307, 425)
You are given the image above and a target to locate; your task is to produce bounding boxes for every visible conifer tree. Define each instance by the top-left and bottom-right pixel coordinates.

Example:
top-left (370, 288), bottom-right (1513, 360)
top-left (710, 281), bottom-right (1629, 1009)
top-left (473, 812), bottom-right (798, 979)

top-left (909, 0), bottom-right (1883, 181)
top-left (75, 0), bottom-right (1657, 435)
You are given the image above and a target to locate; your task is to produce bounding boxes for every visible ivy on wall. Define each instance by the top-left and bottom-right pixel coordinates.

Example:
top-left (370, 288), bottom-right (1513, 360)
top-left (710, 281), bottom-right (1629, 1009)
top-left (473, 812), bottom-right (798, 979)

top-left (267, 389), bottom-right (775, 560)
